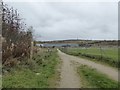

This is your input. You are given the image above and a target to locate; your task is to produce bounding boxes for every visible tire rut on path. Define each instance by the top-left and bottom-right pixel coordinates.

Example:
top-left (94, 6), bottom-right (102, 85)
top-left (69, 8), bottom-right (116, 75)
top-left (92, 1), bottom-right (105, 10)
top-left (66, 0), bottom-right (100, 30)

top-left (57, 49), bottom-right (118, 88)
top-left (58, 49), bottom-right (81, 88)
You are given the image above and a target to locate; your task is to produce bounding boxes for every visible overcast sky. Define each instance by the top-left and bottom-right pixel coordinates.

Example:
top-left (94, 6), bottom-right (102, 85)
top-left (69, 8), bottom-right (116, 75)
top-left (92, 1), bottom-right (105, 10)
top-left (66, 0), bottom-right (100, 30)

top-left (5, 0), bottom-right (118, 41)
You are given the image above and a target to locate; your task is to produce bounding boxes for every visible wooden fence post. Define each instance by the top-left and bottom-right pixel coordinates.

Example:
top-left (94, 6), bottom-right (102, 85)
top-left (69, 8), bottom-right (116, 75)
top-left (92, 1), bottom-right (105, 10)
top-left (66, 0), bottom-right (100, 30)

top-left (0, 0), bottom-right (2, 89)
top-left (30, 41), bottom-right (33, 60)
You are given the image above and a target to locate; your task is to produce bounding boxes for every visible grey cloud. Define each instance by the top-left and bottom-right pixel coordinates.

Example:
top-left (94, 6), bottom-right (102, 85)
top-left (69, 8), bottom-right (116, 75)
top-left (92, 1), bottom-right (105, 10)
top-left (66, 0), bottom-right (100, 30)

top-left (6, 2), bottom-right (118, 41)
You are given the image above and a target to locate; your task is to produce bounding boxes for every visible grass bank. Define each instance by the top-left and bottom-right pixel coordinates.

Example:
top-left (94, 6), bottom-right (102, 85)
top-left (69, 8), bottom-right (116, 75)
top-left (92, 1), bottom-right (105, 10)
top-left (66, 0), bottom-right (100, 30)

top-left (60, 47), bottom-right (119, 68)
top-left (2, 48), bottom-right (60, 88)
top-left (77, 65), bottom-right (119, 88)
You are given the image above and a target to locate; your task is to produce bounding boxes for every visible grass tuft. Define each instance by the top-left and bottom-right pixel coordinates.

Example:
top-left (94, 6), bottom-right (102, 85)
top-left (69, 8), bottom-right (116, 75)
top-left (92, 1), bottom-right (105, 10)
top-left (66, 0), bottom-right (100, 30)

top-left (77, 65), bottom-right (119, 88)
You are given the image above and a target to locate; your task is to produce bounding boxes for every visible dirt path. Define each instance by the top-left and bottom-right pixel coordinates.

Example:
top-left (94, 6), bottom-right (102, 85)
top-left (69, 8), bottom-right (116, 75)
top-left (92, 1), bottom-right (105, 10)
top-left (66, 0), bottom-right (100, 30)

top-left (57, 49), bottom-right (81, 88)
top-left (57, 49), bottom-right (118, 88)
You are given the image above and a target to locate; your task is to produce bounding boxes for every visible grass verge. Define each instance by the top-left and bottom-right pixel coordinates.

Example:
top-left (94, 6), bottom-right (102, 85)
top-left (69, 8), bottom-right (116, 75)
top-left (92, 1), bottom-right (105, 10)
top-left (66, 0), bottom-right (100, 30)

top-left (2, 48), bottom-right (60, 88)
top-left (60, 47), bottom-right (119, 68)
top-left (77, 65), bottom-right (119, 88)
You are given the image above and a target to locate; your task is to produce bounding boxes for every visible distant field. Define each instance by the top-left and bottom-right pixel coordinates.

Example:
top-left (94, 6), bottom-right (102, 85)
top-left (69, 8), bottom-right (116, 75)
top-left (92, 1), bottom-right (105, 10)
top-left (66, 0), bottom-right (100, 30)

top-left (60, 47), bottom-right (119, 67)
top-left (66, 47), bottom-right (118, 61)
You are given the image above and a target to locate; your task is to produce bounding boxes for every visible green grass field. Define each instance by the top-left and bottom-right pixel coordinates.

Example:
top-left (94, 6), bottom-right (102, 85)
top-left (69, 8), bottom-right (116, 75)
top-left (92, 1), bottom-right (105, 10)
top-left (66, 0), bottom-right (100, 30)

top-left (77, 65), bottom-right (118, 88)
top-left (60, 47), bottom-right (119, 67)
top-left (2, 48), bottom-right (60, 88)
top-left (66, 47), bottom-right (118, 60)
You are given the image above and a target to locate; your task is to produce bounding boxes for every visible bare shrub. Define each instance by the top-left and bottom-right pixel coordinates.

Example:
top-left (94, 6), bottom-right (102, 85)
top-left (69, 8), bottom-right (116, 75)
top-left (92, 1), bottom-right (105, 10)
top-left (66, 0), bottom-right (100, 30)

top-left (1, 1), bottom-right (33, 67)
